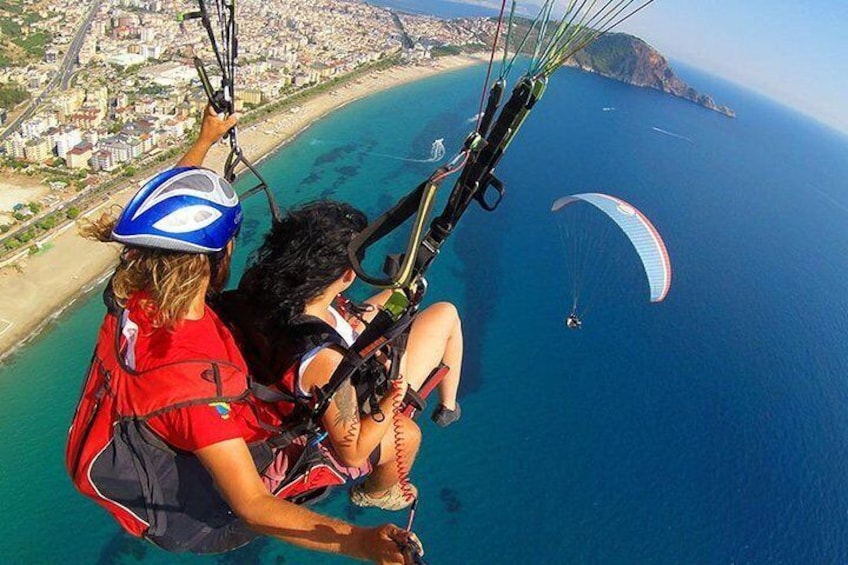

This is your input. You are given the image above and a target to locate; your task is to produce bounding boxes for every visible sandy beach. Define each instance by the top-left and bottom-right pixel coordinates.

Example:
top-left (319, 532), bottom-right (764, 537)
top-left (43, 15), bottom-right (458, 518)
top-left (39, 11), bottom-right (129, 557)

top-left (0, 55), bottom-right (482, 361)
top-left (0, 175), bottom-right (51, 213)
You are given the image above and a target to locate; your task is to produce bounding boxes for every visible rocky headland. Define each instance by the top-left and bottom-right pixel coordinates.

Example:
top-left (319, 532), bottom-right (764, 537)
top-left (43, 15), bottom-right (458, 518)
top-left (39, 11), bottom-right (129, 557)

top-left (568, 32), bottom-right (735, 117)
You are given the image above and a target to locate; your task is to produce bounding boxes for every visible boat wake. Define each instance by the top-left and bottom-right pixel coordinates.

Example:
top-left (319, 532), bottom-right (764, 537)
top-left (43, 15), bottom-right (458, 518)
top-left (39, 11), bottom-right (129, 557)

top-left (652, 127), bottom-right (694, 143)
top-left (369, 138), bottom-right (446, 163)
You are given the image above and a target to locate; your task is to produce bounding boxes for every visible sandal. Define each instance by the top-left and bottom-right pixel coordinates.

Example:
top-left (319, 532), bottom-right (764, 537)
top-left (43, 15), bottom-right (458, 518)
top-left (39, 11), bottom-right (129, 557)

top-left (349, 481), bottom-right (418, 511)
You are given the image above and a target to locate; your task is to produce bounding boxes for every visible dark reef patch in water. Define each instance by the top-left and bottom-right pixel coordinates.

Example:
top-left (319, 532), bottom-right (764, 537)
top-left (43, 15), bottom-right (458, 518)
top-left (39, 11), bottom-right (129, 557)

top-left (240, 216), bottom-right (261, 243)
top-left (313, 142), bottom-right (358, 167)
top-left (439, 487), bottom-right (462, 514)
top-left (451, 201), bottom-right (506, 395)
top-left (95, 532), bottom-right (149, 564)
top-left (300, 172), bottom-right (321, 187)
top-left (335, 165), bottom-right (359, 177)
top-left (344, 501), bottom-right (366, 522)
top-left (216, 537), bottom-right (271, 564)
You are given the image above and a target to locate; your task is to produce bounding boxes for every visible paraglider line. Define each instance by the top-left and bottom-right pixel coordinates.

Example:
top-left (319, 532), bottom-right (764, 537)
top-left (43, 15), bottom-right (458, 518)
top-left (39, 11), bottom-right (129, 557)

top-left (475, 0), bottom-right (509, 133)
top-left (556, 219), bottom-right (582, 318)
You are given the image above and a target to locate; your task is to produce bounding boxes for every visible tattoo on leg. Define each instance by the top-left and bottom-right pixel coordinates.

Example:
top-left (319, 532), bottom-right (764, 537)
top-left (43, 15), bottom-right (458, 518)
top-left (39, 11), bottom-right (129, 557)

top-left (333, 384), bottom-right (359, 448)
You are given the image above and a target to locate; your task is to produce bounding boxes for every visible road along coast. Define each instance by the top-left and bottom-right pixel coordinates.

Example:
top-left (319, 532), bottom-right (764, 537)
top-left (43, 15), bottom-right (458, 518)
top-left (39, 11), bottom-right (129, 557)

top-left (0, 55), bottom-right (483, 362)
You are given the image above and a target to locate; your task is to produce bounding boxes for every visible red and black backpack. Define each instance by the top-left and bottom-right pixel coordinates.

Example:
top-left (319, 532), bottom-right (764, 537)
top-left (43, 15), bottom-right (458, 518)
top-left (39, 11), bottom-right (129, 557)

top-left (66, 292), bottom-right (382, 554)
top-left (65, 308), bottom-right (274, 554)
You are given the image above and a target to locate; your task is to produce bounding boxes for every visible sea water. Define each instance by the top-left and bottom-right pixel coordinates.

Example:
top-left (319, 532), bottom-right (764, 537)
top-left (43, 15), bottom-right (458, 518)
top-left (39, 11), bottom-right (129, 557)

top-left (2, 60), bottom-right (848, 563)
top-left (365, 0), bottom-right (501, 18)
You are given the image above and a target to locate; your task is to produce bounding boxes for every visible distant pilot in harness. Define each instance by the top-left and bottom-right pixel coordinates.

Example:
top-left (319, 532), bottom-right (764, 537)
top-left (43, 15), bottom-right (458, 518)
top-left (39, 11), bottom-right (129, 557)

top-left (566, 313), bottom-right (582, 330)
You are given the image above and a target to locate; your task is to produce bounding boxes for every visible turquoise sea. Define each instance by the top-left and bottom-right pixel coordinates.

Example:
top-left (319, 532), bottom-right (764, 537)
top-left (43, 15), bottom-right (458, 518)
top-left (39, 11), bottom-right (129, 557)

top-left (3, 57), bottom-right (848, 563)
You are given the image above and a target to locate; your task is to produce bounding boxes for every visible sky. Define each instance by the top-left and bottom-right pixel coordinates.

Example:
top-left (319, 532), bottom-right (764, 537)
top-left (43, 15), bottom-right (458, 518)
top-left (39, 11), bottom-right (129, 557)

top-left (451, 0), bottom-right (848, 135)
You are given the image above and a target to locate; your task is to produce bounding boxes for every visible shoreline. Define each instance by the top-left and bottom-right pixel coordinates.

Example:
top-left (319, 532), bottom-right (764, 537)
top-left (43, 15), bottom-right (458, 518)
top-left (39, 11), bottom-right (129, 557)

top-left (0, 55), bottom-right (484, 363)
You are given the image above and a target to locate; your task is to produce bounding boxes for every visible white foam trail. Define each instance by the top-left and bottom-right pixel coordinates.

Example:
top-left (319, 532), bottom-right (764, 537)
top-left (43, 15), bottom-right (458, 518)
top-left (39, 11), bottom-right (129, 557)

top-left (430, 138), bottom-right (445, 161)
top-left (652, 127), bottom-right (694, 143)
top-left (810, 184), bottom-right (848, 216)
top-left (467, 113), bottom-right (482, 123)
top-left (369, 138), bottom-right (446, 163)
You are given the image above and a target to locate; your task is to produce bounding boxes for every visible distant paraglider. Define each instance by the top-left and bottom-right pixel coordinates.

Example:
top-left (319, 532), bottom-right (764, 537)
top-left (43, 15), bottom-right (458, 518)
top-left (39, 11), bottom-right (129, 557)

top-left (552, 193), bottom-right (671, 324)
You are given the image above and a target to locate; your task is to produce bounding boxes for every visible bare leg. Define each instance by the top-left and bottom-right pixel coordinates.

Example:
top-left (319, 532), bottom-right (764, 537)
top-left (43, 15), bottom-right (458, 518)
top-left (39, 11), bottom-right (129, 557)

top-left (401, 302), bottom-right (463, 410)
top-left (364, 414), bottom-right (421, 493)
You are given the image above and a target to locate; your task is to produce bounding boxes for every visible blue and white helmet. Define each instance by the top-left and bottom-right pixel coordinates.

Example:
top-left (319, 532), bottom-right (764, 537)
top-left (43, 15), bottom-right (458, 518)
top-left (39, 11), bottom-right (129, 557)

top-left (112, 166), bottom-right (242, 253)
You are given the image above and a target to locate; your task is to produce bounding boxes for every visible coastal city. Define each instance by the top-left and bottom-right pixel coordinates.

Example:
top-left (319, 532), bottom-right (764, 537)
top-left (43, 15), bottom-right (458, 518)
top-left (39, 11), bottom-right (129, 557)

top-left (0, 0), bottom-right (492, 258)
top-left (5, 1), bottom-right (848, 562)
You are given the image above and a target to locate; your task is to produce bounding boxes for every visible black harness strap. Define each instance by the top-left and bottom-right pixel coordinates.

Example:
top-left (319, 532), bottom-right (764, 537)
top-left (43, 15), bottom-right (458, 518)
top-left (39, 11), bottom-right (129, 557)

top-left (311, 305), bottom-right (417, 421)
top-left (249, 379), bottom-right (298, 404)
top-left (184, 1), bottom-right (282, 223)
top-left (347, 173), bottom-right (446, 289)
top-left (288, 315), bottom-right (349, 353)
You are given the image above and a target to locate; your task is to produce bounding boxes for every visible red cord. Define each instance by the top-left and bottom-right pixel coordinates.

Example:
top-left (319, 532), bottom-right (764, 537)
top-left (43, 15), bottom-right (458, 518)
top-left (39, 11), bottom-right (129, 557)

top-left (391, 379), bottom-right (416, 504)
top-left (475, 0), bottom-right (509, 133)
top-left (432, 150), bottom-right (469, 184)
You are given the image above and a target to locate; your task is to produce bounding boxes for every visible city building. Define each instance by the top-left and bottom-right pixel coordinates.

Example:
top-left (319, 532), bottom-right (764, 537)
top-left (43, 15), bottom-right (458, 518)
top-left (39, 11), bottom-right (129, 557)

top-left (4, 133), bottom-right (26, 160)
top-left (66, 142), bottom-right (94, 169)
top-left (24, 138), bottom-right (52, 163)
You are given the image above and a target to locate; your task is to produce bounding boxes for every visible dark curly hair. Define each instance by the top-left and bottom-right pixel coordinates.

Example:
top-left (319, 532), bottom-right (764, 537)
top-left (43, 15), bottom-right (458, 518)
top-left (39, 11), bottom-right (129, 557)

top-left (240, 200), bottom-right (368, 326)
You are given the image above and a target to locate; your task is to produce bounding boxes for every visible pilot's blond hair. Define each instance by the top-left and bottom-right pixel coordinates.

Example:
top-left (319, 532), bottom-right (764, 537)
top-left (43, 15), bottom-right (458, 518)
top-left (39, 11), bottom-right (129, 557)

top-left (80, 211), bottom-right (212, 329)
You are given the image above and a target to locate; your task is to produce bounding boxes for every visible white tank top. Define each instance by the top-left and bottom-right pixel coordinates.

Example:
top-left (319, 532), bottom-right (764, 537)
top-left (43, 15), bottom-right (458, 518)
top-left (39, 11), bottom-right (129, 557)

top-left (296, 305), bottom-right (358, 398)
